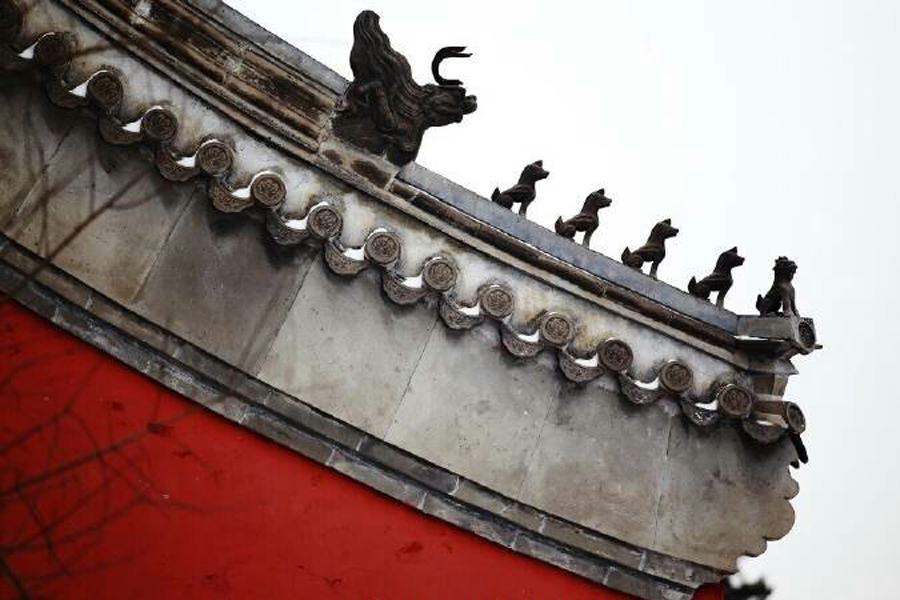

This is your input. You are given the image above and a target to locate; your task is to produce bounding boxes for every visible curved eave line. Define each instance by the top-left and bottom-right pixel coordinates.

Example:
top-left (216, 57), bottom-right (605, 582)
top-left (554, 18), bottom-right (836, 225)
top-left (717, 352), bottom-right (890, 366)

top-left (50, 0), bottom-right (743, 345)
top-left (0, 247), bottom-right (726, 600)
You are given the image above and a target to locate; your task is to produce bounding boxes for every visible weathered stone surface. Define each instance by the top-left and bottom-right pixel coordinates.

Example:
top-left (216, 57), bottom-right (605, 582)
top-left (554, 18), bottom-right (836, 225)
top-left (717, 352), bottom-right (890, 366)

top-left (328, 449), bottom-right (425, 507)
top-left (0, 79), bottom-right (75, 227)
top-left (0, 238), bottom-right (92, 308)
top-left (0, 262), bottom-right (59, 318)
top-left (257, 259), bottom-right (438, 437)
top-left (11, 122), bottom-right (195, 305)
top-left (262, 389), bottom-right (366, 451)
top-left (512, 534), bottom-right (610, 585)
top-left (451, 479), bottom-right (545, 532)
top-left (0, 235), bottom-right (765, 596)
top-left (86, 288), bottom-right (184, 359)
top-left (131, 195), bottom-right (316, 373)
top-left (518, 382), bottom-right (674, 550)
top-left (652, 420), bottom-right (799, 570)
top-left (203, 0), bottom-right (348, 94)
top-left (385, 324), bottom-right (559, 498)
top-left (604, 566), bottom-right (691, 600)
top-left (540, 517), bottom-right (645, 572)
top-left (358, 436), bottom-right (459, 494)
top-left (421, 493), bottom-right (519, 548)
top-left (243, 407), bottom-right (335, 465)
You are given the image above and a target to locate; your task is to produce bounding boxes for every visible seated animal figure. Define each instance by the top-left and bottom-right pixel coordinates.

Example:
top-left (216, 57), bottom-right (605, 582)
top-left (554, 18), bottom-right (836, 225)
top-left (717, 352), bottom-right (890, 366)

top-left (333, 11), bottom-right (478, 165)
top-left (491, 160), bottom-right (549, 216)
top-left (554, 188), bottom-right (612, 248)
top-left (687, 246), bottom-right (745, 308)
top-left (756, 256), bottom-right (799, 316)
top-left (621, 218), bottom-right (679, 278)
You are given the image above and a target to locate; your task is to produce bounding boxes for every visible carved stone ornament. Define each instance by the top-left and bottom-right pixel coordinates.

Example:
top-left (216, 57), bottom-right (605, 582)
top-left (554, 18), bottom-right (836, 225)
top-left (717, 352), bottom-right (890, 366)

top-left (798, 318), bottom-right (816, 349)
top-left (491, 160), bottom-right (549, 217)
top-left (742, 419), bottom-right (787, 444)
top-left (500, 323), bottom-right (543, 358)
top-left (753, 400), bottom-right (807, 435)
top-left (365, 230), bottom-right (401, 265)
top-left (479, 284), bottom-right (514, 319)
top-left (332, 10), bottom-right (477, 165)
top-left (557, 349), bottom-right (604, 383)
top-left (153, 139), bottom-right (233, 183)
top-left (681, 399), bottom-right (721, 428)
top-left (422, 257), bottom-right (457, 292)
top-left (307, 204), bottom-right (343, 239)
top-left (554, 188), bottom-right (612, 248)
top-left (266, 210), bottom-right (309, 245)
top-left (756, 256), bottom-right (799, 317)
top-left (716, 383), bottom-right (754, 419)
top-left (98, 115), bottom-right (143, 145)
top-left (141, 107), bottom-right (178, 142)
top-left (539, 312), bottom-right (575, 347)
top-left (196, 141), bottom-right (233, 176)
top-left (208, 178), bottom-right (254, 213)
top-left (785, 402), bottom-right (806, 434)
top-left (86, 70), bottom-right (124, 109)
top-left (659, 360), bottom-right (694, 394)
top-left (324, 240), bottom-right (368, 276)
top-left (618, 374), bottom-right (667, 405)
top-left (155, 146), bottom-right (195, 182)
top-left (45, 75), bottom-right (90, 109)
top-left (599, 338), bottom-right (634, 372)
top-left (621, 218), bottom-right (679, 278)
top-left (251, 173), bottom-right (287, 207)
top-left (34, 31), bottom-right (73, 67)
top-left (382, 271), bottom-right (428, 305)
top-left (439, 298), bottom-right (483, 331)
top-left (688, 246), bottom-right (744, 308)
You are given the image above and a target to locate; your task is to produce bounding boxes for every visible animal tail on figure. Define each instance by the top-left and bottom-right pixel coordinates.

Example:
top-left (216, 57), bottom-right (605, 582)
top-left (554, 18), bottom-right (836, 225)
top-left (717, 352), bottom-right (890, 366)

top-left (555, 217), bottom-right (576, 238)
top-left (490, 187), bottom-right (508, 209)
top-left (687, 276), bottom-right (702, 298)
top-left (621, 247), bottom-right (641, 269)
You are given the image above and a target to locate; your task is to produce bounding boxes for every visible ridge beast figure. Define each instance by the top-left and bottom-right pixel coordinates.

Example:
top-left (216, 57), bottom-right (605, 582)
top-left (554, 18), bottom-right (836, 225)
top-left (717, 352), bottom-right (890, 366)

top-left (688, 246), bottom-right (745, 308)
top-left (554, 188), bottom-right (612, 248)
top-left (621, 218), bottom-right (679, 278)
top-left (756, 256), bottom-right (799, 316)
top-left (491, 160), bottom-right (549, 216)
top-left (333, 10), bottom-right (477, 165)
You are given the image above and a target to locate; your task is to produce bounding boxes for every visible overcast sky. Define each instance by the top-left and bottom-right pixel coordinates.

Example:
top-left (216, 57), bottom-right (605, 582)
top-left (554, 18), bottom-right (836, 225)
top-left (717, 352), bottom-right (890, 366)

top-left (227, 1), bottom-right (900, 597)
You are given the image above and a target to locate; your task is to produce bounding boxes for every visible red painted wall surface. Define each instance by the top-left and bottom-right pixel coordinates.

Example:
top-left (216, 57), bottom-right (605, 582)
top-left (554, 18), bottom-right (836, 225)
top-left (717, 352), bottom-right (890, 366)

top-left (0, 301), bottom-right (723, 600)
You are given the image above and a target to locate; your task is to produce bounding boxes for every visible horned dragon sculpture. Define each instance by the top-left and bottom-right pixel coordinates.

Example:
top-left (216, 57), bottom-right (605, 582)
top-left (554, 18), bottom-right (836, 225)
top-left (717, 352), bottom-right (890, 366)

top-left (332, 10), bottom-right (477, 165)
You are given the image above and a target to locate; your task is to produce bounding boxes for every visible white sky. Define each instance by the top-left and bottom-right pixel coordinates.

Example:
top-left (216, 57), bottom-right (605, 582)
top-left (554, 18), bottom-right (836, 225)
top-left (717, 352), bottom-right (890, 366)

top-left (227, 1), bottom-right (900, 597)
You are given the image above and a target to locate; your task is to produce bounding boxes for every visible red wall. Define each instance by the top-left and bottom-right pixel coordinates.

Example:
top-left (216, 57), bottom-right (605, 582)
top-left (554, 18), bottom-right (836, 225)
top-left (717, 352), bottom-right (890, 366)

top-left (0, 301), bottom-right (723, 600)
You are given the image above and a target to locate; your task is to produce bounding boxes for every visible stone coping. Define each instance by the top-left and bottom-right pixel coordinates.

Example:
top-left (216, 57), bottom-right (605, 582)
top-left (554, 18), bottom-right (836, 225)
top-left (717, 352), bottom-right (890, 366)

top-left (0, 237), bottom-right (726, 600)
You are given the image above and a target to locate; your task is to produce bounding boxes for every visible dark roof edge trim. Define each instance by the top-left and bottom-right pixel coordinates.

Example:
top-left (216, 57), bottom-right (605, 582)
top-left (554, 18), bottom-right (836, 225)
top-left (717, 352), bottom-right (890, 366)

top-left (193, 0), bottom-right (349, 94)
top-left (399, 163), bottom-right (739, 333)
